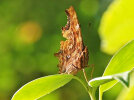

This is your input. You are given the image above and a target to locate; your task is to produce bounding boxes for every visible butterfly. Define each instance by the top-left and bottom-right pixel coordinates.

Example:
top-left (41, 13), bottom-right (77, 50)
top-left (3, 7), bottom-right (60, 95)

top-left (54, 6), bottom-right (89, 75)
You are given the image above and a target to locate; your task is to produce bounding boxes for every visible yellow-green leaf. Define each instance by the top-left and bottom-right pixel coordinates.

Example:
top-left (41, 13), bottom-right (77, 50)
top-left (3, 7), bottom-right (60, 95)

top-left (117, 72), bottom-right (134, 100)
top-left (11, 74), bottom-right (73, 100)
top-left (11, 74), bottom-right (88, 100)
top-left (99, 40), bottom-right (134, 100)
top-left (117, 86), bottom-right (134, 100)
top-left (99, 0), bottom-right (134, 54)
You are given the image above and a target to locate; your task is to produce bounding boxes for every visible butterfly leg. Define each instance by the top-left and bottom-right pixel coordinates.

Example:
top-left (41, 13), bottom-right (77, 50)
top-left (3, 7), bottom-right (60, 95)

top-left (82, 64), bottom-right (94, 83)
top-left (88, 64), bottom-right (94, 80)
top-left (82, 69), bottom-right (88, 83)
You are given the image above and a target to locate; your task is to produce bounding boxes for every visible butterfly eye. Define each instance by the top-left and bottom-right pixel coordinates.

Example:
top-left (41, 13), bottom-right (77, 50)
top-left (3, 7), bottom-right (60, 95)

top-left (66, 55), bottom-right (70, 61)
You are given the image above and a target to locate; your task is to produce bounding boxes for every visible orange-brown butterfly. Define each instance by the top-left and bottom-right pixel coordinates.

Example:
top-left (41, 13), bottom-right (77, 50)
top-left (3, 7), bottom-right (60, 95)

top-left (55, 6), bottom-right (89, 75)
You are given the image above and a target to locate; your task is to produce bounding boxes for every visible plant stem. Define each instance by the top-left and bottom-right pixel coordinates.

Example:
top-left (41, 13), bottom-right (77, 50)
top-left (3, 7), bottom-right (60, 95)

top-left (88, 86), bottom-right (96, 100)
top-left (73, 75), bottom-right (97, 100)
top-left (82, 68), bottom-right (96, 100)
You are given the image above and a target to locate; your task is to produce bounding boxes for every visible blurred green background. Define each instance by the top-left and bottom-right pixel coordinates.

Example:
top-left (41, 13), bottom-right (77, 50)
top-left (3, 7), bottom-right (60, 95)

top-left (0, 0), bottom-right (134, 100)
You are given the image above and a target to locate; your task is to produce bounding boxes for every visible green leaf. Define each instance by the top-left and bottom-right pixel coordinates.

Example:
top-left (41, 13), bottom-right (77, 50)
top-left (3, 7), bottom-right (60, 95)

top-left (117, 72), bottom-right (134, 100)
top-left (99, 0), bottom-right (134, 54)
top-left (89, 69), bottom-right (134, 88)
top-left (11, 74), bottom-right (89, 100)
top-left (89, 76), bottom-right (114, 87)
top-left (99, 40), bottom-right (134, 100)
top-left (11, 74), bottom-right (73, 100)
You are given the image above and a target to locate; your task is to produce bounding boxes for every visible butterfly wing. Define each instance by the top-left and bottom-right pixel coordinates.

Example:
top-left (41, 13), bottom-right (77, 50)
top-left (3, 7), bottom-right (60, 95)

top-left (55, 6), bottom-right (89, 74)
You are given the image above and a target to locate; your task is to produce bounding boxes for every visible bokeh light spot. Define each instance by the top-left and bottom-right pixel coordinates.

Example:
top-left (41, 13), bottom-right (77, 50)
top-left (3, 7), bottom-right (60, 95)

top-left (19, 21), bottom-right (42, 44)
